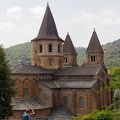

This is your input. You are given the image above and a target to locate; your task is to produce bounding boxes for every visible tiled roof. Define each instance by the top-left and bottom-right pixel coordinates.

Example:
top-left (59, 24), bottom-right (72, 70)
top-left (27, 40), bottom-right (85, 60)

top-left (49, 105), bottom-right (73, 120)
top-left (12, 98), bottom-right (52, 110)
top-left (32, 4), bottom-right (63, 41)
top-left (38, 79), bottom-right (58, 89)
top-left (11, 62), bottom-right (57, 74)
top-left (86, 29), bottom-right (103, 53)
top-left (55, 65), bottom-right (101, 76)
top-left (63, 34), bottom-right (77, 55)
top-left (38, 79), bottom-right (97, 89)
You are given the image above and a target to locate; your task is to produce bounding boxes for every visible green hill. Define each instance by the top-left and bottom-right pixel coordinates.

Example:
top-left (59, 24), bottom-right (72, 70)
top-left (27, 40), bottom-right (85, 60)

top-left (5, 39), bottom-right (120, 67)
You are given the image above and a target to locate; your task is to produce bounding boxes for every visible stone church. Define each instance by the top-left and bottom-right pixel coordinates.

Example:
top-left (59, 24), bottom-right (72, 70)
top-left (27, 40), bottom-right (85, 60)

top-left (11, 3), bottom-right (112, 120)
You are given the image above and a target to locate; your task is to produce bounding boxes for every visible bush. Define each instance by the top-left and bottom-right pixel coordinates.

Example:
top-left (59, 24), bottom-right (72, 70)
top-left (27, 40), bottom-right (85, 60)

top-left (96, 110), bottom-right (114, 120)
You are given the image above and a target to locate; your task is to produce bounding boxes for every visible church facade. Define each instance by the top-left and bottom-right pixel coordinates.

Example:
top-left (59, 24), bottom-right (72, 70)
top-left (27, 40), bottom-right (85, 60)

top-left (11, 4), bottom-right (112, 120)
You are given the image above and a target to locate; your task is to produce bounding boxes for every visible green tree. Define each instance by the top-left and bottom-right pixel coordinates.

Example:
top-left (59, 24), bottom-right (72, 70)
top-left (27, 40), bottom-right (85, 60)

top-left (0, 45), bottom-right (15, 119)
top-left (108, 67), bottom-right (120, 99)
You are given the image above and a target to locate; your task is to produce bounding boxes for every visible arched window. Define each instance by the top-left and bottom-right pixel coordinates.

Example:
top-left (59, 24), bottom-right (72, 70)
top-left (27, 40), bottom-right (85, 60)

top-left (79, 97), bottom-right (84, 108)
top-left (40, 44), bottom-right (42, 53)
top-left (93, 55), bottom-right (96, 61)
top-left (91, 55), bottom-right (96, 62)
top-left (65, 57), bottom-right (67, 63)
top-left (24, 88), bottom-right (28, 97)
top-left (58, 44), bottom-right (60, 53)
top-left (49, 44), bottom-right (52, 52)
top-left (91, 56), bottom-right (93, 61)
top-left (63, 96), bottom-right (67, 108)
top-left (39, 88), bottom-right (42, 96)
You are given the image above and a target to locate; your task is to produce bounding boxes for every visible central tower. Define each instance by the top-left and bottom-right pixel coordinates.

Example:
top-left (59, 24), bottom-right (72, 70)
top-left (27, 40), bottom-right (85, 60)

top-left (31, 4), bottom-right (64, 69)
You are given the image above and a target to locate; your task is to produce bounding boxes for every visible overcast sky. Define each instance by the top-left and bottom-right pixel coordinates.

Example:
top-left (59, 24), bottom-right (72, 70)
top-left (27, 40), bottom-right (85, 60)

top-left (1, 0), bottom-right (120, 48)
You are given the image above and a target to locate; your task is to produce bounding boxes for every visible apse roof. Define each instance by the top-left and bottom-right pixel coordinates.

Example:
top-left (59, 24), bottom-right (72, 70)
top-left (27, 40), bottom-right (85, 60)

top-left (12, 98), bottom-right (52, 110)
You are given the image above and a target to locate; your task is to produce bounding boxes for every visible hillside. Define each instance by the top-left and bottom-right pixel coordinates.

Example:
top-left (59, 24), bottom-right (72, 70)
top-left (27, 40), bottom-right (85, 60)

top-left (5, 39), bottom-right (120, 67)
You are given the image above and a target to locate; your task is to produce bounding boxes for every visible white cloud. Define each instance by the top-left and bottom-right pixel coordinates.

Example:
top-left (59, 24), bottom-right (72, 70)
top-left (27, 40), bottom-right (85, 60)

top-left (7, 7), bottom-right (23, 19)
top-left (30, 5), bottom-right (45, 19)
top-left (58, 5), bottom-right (120, 27)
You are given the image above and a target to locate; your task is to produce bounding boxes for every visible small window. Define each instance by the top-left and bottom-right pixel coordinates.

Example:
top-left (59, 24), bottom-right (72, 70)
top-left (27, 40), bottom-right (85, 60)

top-left (40, 44), bottom-right (42, 53)
top-left (80, 97), bottom-right (84, 108)
top-left (49, 44), bottom-right (52, 52)
top-left (58, 44), bottom-right (60, 53)
top-left (48, 59), bottom-right (52, 66)
top-left (24, 88), bottom-right (28, 97)
top-left (63, 96), bottom-right (67, 108)
top-left (91, 55), bottom-right (96, 62)
top-left (39, 89), bottom-right (42, 96)
top-left (66, 57), bottom-right (67, 63)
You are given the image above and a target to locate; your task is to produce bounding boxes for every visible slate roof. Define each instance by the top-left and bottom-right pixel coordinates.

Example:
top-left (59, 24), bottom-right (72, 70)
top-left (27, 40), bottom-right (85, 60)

top-left (32, 3), bottom-right (63, 41)
top-left (54, 65), bottom-right (101, 76)
top-left (49, 105), bottom-right (73, 120)
top-left (63, 33), bottom-right (77, 55)
top-left (38, 79), bottom-right (57, 88)
top-left (12, 98), bottom-right (52, 110)
top-left (86, 29), bottom-right (103, 53)
top-left (11, 62), bottom-right (57, 74)
top-left (38, 79), bottom-right (97, 89)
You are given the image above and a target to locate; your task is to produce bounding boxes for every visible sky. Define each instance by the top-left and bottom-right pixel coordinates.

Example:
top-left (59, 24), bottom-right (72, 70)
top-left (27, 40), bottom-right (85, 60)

top-left (1, 0), bottom-right (120, 48)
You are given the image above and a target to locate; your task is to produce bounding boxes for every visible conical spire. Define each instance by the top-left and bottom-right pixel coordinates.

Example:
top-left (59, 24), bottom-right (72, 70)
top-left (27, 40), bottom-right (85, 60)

top-left (32, 3), bottom-right (62, 41)
top-left (86, 29), bottom-right (103, 53)
top-left (63, 33), bottom-right (77, 55)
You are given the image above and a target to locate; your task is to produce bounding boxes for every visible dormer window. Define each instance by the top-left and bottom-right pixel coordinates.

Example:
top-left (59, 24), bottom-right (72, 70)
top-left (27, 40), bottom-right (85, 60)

top-left (49, 43), bottom-right (52, 52)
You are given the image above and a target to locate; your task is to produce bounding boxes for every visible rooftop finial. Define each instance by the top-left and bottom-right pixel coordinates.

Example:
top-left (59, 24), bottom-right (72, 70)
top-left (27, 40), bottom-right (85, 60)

top-left (47, 2), bottom-right (49, 6)
top-left (67, 31), bottom-right (69, 35)
top-left (94, 28), bottom-right (95, 32)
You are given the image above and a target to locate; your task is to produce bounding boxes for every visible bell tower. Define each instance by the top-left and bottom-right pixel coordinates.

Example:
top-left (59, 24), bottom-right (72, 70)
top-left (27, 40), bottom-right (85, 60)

top-left (31, 3), bottom-right (64, 69)
top-left (86, 29), bottom-right (104, 65)
top-left (63, 33), bottom-right (77, 67)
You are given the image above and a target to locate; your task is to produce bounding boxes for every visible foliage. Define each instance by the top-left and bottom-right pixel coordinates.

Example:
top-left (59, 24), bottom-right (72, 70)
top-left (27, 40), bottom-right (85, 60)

top-left (96, 110), bottom-right (114, 120)
top-left (108, 67), bottom-right (120, 94)
top-left (5, 39), bottom-right (120, 67)
top-left (73, 110), bottom-right (114, 120)
top-left (0, 45), bottom-right (16, 119)
top-left (5, 42), bottom-right (31, 67)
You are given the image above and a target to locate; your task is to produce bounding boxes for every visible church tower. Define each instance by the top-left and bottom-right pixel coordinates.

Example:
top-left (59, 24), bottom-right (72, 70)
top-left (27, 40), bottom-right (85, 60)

top-left (63, 33), bottom-right (77, 67)
top-left (85, 29), bottom-right (104, 65)
top-left (31, 3), bottom-right (64, 69)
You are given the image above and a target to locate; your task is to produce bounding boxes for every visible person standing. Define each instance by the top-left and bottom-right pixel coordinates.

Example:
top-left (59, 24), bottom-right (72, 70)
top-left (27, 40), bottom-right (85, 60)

top-left (22, 108), bottom-right (35, 120)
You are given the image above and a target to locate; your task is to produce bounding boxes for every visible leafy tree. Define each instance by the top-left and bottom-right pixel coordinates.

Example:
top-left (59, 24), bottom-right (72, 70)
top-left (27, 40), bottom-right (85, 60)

top-left (0, 45), bottom-right (16, 119)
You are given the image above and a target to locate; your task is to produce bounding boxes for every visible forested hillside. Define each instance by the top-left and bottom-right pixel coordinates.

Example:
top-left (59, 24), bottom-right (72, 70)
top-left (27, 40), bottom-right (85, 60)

top-left (5, 39), bottom-right (120, 67)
